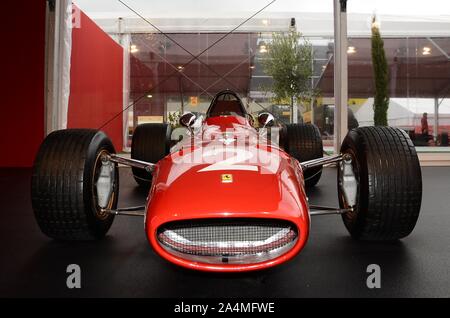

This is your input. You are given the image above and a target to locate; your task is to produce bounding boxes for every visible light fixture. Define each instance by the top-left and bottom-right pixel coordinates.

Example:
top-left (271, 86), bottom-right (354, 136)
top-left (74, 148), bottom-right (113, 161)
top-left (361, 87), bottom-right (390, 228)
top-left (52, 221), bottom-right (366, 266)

top-left (250, 65), bottom-right (255, 69)
top-left (146, 94), bottom-right (153, 98)
top-left (259, 41), bottom-right (268, 54)
top-left (177, 65), bottom-right (184, 71)
top-left (262, 19), bottom-right (269, 26)
top-left (422, 46), bottom-right (431, 55)
top-left (347, 46), bottom-right (356, 54)
top-left (130, 44), bottom-right (139, 53)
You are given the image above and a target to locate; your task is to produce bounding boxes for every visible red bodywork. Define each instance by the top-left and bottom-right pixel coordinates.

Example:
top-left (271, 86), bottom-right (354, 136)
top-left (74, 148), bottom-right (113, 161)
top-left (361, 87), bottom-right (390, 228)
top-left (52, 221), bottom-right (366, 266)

top-left (144, 115), bottom-right (310, 272)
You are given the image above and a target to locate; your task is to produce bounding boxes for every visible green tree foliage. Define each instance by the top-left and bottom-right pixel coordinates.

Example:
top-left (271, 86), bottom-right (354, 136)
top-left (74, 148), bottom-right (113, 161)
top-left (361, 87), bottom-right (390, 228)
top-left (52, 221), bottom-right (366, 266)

top-left (262, 31), bottom-right (313, 105)
top-left (168, 111), bottom-right (181, 129)
top-left (371, 16), bottom-right (389, 126)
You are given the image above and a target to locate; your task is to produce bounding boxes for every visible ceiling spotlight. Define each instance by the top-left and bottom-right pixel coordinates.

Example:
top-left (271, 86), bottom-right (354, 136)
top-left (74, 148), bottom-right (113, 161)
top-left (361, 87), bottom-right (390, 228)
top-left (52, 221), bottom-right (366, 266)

top-left (146, 94), bottom-right (153, 98)
top-left (177, 65), bottom-right (184, 71)
top-left (422, 47), bottom-right (431, 55)
top-left (130, 44), bottom-right (139, 53)
top-left (347, 46), bottom-right (356, 54)
top-left (250, 65), bottom-right (255, 69)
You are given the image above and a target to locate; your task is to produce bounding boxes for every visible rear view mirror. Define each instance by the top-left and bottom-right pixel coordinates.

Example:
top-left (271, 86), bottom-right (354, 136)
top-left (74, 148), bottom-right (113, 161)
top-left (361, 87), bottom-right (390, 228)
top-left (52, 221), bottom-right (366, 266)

top-left (258, 112), bottom-right (275, 128)
top-left (179, 112), bottom-right (197, 128)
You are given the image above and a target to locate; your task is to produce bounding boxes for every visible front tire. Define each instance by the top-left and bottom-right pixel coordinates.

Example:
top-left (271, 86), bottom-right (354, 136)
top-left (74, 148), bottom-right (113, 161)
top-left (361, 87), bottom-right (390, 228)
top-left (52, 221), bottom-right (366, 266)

top-left (339, 126), bottom-right (422, 241)
top-left (31, 129), bottom-right (118, 240)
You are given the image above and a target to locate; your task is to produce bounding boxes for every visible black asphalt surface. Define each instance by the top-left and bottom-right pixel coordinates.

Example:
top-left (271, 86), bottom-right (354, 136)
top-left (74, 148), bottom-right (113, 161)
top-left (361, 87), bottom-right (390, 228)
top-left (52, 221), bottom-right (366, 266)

top-left (0, 167), bottom-right (449, 297)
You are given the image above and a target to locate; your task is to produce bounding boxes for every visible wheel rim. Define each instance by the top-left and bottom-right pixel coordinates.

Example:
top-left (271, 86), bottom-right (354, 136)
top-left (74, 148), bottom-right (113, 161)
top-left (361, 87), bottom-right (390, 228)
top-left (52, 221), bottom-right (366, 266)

top-left (338, 150), bottom-right (360, 225)
top-left (92, 149), bottom-right (117, 220)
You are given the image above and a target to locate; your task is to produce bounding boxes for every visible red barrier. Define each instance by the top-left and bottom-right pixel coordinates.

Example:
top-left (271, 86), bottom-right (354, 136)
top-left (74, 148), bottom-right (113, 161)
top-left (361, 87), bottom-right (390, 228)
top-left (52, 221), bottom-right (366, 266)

top-left (68, 7), bottom-right (124, 151)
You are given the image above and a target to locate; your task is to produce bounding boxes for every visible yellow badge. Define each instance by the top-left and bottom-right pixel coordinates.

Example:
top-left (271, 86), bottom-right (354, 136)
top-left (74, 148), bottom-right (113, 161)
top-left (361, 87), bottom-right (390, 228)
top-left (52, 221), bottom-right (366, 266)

top-left (221, 174), bottom-right (233, 183)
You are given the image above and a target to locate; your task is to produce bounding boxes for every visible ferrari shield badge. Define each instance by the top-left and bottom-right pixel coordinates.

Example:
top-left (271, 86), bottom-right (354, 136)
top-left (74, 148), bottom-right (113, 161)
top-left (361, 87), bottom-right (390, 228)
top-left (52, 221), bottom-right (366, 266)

top-left (221, 174), bottom-right (233, 183)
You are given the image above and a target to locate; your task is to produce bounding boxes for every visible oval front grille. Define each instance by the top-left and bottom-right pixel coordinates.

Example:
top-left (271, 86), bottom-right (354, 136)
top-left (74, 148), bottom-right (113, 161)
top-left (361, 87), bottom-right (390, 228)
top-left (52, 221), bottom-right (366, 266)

top-left (157, 219), bottom-right (298, 264)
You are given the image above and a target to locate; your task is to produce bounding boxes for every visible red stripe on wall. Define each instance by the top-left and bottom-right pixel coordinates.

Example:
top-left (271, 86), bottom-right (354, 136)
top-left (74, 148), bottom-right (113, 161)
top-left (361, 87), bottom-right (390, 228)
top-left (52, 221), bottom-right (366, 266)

top-left (68, 7), bottom-right (123, 151)
top-left (0, 1), bottom-right (46, 167)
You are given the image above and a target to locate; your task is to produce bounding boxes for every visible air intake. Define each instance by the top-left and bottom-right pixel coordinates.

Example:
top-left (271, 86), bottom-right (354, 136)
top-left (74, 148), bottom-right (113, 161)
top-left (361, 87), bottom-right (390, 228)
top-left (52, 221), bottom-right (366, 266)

top-left (157, 218), bottom-right (298, 264)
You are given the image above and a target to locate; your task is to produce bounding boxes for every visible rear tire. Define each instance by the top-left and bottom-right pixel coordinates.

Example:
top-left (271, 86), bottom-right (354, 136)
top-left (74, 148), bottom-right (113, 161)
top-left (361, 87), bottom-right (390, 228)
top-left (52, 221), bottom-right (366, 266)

top-left (339, 126), bottom-right (422, 241)
top-left (283, 124), bottom-right (323, 187)
top-left (131, 123), bottom-right (171, 188)
top-left (31, 129), bottom-right (118, 240)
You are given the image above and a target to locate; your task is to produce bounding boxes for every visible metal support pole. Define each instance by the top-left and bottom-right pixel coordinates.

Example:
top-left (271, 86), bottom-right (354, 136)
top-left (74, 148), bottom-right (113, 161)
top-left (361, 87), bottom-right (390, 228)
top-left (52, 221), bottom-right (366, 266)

top-left (179, 76), bottom-right (185, 114)
top-left (118, 18), bottom-right (131, 152)
top-left (311, 45), bottom-right (315, 125)
top-left (292, 96), bottom-right (298, 124)
top-left (434, 96), bottom-right (439, 142)
top-left (333, 0), bottom-right (348, 153)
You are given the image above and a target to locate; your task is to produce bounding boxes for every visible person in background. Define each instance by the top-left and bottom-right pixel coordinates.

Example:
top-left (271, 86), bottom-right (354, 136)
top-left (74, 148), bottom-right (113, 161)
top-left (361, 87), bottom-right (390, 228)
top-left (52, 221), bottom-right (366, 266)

top-left (421, 112), bottom-right (429, 137)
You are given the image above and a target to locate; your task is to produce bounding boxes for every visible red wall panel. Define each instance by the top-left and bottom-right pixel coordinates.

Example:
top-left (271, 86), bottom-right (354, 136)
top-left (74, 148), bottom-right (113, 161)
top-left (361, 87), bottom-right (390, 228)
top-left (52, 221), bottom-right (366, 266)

top-left (0, 1), bottom-right (46, 167)
top-left (68, 8), bottom-right (123, 151)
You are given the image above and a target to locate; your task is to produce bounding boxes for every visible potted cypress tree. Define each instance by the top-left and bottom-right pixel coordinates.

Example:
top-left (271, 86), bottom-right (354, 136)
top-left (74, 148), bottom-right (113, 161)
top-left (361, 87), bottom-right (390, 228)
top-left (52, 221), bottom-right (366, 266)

top-left (371, 15), bottom-right (390, 126)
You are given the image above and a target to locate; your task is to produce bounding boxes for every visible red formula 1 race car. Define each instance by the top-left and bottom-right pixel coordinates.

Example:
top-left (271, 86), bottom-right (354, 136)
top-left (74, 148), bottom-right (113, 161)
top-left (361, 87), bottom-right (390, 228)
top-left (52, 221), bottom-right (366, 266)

top-left (31, 90), bottom-right (422, 272)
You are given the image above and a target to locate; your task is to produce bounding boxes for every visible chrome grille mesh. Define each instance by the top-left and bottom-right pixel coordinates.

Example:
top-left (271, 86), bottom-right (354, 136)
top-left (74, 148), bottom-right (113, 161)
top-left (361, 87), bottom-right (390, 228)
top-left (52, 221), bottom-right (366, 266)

top-left (157, 219), bottom-right (298, 264)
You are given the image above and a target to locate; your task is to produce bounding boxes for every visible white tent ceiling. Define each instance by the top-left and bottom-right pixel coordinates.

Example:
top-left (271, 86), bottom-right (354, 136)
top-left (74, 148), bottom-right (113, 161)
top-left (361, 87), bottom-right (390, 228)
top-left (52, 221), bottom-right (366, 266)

top-left (73, 0), bottom-right (450, 36)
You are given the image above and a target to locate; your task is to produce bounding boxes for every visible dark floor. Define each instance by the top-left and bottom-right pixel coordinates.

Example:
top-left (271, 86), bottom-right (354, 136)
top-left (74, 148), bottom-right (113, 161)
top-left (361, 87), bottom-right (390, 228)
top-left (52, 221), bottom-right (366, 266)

top-left (0, 167), bottom-right (449, 298)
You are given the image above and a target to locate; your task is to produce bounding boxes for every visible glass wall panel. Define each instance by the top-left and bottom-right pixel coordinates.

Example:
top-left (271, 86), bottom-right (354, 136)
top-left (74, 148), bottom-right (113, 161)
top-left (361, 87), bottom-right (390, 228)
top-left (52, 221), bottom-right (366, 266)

top-left (74, 0), bottom-right (335, 151)
top-left (70, 0), bottom-right (450, 152)
top-left (346, 1), bottom-right (450, 149)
